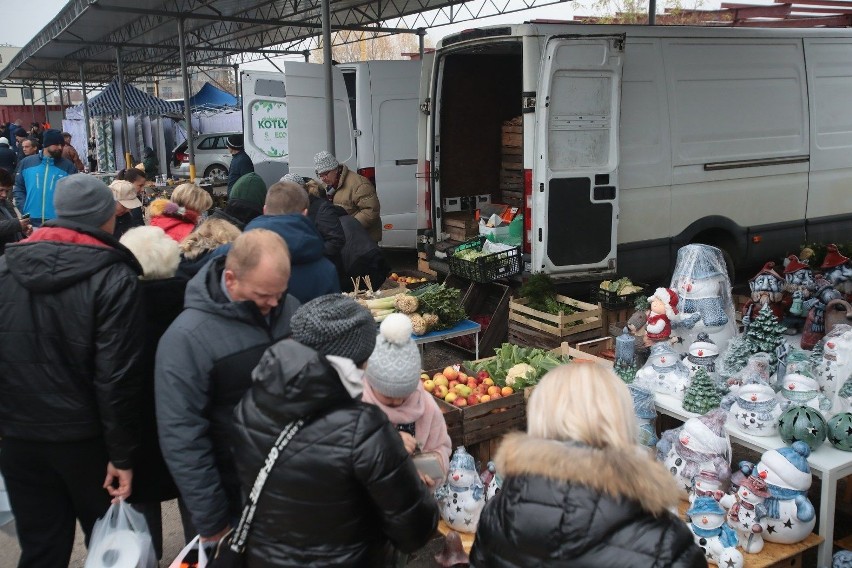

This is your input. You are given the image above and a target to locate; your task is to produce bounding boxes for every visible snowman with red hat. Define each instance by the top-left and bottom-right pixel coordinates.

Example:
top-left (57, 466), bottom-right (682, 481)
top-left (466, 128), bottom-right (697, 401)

top-left (644, 287), bottom-right (681, 346)
top-left (718, 473), bottom-right (772, 553)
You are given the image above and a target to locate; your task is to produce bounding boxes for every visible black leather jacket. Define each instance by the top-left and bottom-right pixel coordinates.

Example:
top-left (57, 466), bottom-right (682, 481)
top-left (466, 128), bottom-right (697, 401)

top-left (0, 220), bottom-right (144, 468)
top-left (232, 339), bottom-right (439, 567)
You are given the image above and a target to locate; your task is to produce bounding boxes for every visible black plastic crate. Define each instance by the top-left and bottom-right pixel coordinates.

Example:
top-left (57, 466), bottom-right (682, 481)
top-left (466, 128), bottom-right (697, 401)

top-left (591, 280), bottom-right (649, 309)
top-left (447, 237), bottom-right (522, 283)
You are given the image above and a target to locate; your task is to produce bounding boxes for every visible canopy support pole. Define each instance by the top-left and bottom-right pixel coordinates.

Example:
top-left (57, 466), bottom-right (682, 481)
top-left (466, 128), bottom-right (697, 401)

top-left (115, 48), bottom-right (132, 169)
top-left (321, 0), bottom-right (335, 155)
top-left (41, 81), bottom-right (48, 126)
top-left (232, 64), bottom-right (240, 99)
top-left (303, 50), bottom-right (310, 63)
top-left (28, 85), bottom-right (35, 122)
top-left (648, 0), bottom-right (656, 24)
top-left (177, 17), bottom-right (196, 181)
top-left (79, 64), bottom-right (92, 153)
top-left (418, 29), bottom-right (425, 59)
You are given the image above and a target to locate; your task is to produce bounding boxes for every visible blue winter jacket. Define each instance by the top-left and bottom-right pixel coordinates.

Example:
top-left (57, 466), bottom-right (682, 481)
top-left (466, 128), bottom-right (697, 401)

top-left (13, 152), bottom-right (78, 224)
top-left (212, 214), bottom-right (340, 304)
top-left (226, 150), bottom-right (254, 194)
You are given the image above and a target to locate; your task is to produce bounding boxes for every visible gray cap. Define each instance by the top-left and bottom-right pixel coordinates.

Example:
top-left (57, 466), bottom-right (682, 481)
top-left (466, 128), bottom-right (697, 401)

top-left (54, 174), bottom-right (115, 229)
top-left (366, 313), bottom-right (421, 398)
top-left (314, 151), bottom-right (339, 174)
top-left (291, 294), bottom-right (376, 363)
top-left (280, 173), bottom-right (306, 187)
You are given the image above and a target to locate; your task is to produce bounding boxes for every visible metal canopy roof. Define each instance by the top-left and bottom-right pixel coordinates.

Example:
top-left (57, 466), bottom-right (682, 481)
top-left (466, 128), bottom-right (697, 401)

top-left (2, 0), bottom-right (568, 83)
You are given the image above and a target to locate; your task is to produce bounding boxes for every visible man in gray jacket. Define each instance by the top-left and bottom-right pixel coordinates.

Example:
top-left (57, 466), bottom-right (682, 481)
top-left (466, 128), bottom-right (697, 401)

top-left (155, 229), bottom-right (300, 545)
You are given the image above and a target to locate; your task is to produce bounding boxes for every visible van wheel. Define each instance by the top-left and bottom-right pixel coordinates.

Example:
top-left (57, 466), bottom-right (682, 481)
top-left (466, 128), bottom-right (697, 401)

top-left (204, 164), bottom-right (228, 181)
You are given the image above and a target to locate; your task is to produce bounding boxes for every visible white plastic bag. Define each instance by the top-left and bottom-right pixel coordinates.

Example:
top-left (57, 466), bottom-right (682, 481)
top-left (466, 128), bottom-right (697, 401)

top-left (84, 500), bottom-right (156, 568)
top-left (167, 535), bottom-right (208, 568)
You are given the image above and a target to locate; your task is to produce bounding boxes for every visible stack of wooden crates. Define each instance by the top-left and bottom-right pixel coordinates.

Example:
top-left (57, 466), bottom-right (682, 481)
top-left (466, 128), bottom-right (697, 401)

top-left (500, 116), bottom-right (523, 208)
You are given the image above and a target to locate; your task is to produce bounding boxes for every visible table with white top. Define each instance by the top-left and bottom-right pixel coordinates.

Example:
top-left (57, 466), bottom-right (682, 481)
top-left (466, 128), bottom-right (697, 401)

top-left (655, 391), bottom-right (852, 567)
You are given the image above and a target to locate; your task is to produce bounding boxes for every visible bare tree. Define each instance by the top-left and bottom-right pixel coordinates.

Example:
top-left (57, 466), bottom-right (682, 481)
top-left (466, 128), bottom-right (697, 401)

top-left (313, 32), bottom-right (430, 63)
top-left (575, 0), bottom-right (731, 24)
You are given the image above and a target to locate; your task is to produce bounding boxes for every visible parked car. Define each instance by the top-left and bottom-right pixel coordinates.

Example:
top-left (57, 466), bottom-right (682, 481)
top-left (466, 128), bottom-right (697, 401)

top-left (172, 132), bottom-right (237, 181)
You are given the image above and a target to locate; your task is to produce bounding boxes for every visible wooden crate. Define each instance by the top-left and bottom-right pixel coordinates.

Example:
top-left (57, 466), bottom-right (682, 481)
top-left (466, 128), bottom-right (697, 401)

top-left (600, 304), bottom-right (636, 335)
top-left (444, 212), bottom-right (479, 242)
top-left (575, 336), bottom-right (616, 361)
top-left (443, 279), bottom-right (510, 357)
top-left (434, 390), bottom-right (526, 447)
top-left (508, 295), bottom-right (602, 348)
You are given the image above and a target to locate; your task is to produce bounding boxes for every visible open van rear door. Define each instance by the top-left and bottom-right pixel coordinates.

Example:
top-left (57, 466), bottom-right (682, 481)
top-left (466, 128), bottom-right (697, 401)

top-left (533, 35), bottom-right (623, 277)
top-left (284, 61), bottom-right (357, 179)
top-left (416, 52), bottom-right (436, 254)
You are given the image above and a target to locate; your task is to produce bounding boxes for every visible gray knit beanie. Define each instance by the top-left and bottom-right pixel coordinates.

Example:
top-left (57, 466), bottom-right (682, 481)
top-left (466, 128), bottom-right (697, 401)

top-left (291, 294), bottom-right (376, 363)
top-left (366, 313), bottom-right (421, 398)
top-left (280, 173), bottom-right (306, 187)
top-left (54, 174), bottom-right (115, 229)
top-left (314, 151), bottom-right (339, 174)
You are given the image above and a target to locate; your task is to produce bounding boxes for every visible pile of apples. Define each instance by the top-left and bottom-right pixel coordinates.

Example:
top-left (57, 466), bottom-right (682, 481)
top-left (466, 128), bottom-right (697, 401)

top-left (421, 366), bottom-right (515, 407)
top-left (390, 273), bottom-right (429, 285)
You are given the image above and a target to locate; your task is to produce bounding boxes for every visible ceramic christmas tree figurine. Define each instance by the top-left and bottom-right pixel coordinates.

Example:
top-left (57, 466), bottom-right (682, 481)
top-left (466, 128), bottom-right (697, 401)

top-left (718, 473), bottom-right (771, 554)
top-left (822, 244), bottom-right (852, 302)
top-left (720, 305), bottom-right (786, 381)
top-left (683, 368), bottom-right (722, 414)
top-left (724, 383), bottom-right (782, 437)
top-left (634, 342), bottom-right (692, 399)
top-left (657, 409), bottom-right (732, 493)
top-left (815, 325), bottom-right (852, 405)
top-left (827, 412), bottom-right (852, 451)
top-left (742, 262), bottom-right (787, 331)
top-left (671, 244), bottom-right (738, 354)
top-left (778, 405), bottom-right (827, 451)
top-left (801, 278), bottom-right (844, 350)
top-left (629, 383), bottom-right (658, 447)
top-left (746, 442), bottom-right (816, 544)
top-left (778, 373), bottom-right (831, 413)
top-left (685, 496), bottom-right (744, 568)
top-left (781, 255), bottom-right (816, 335)
top-left (435, 447), bottom-right (485, 533)
top-left (689, 470), bottom-right (726, 504)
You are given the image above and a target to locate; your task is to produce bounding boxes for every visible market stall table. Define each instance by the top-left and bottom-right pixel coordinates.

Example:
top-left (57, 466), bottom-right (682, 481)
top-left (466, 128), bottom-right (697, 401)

top-left (413, 319), bottom-right (481, 359)
top-left (657, 391), bottom-right (852, 567)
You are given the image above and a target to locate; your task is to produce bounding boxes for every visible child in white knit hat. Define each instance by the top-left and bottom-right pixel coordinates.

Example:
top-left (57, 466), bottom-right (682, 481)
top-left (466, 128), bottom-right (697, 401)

top-left (362, 313), bottom-right (452, 486)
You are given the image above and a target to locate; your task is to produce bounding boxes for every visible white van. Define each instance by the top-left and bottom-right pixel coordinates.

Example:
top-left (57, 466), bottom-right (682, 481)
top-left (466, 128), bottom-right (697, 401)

top-left (242, 60), bottom-right (420, 248)
top-left (417, 23), bottom-right (852, 284)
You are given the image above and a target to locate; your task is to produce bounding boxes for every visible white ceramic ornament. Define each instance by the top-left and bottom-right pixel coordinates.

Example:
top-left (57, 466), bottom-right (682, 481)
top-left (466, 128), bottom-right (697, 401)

top-left (657, 408), bottom-right (732, 493)
top-left (748, 442), bottom-right (816, 544)
top-left (479, 461), bottom-right (502, 502)
top-left (727, 383), bottom-right (782, 437)
top-left (689, 470), bottom-right (725, 505)
top-left (686, 496), bottom-right (744, 567)
top-left (817, 325), bottom-right (852, 407)
top-left (435, 447), bottom-right (485, 533)
top-left (635, 342), bottom-right (692, 400)
top-left (778, 372), bottom-right (831, 413)
top-left (718, 474), bottom-right (771, 554)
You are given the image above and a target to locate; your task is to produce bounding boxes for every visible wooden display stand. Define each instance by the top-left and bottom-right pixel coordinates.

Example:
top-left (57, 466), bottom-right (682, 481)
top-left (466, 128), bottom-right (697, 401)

top-left (508, 295), bottom-right (603, 349)
top-left (677, 502), bottom-right (822, 567)
top-left (437, 520), bottom-right (475, 554)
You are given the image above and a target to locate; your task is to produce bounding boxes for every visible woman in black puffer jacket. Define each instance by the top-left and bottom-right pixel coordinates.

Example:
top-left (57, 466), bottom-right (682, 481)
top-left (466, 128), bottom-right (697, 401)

top-left (231, 295), bottom-right (438, 567)
top-left (470, 363), bottom-right (706, 568)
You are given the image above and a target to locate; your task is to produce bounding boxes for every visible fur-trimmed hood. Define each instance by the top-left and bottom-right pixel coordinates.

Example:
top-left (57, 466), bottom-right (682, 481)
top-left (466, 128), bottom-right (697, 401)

top-left (497, 432), bottom-right (685, 516)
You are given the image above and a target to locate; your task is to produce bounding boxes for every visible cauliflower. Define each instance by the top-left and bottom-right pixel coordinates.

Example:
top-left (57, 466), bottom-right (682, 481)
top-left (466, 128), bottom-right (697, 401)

top-left (506, 363), bottom-right (536, 385)
top-left (409, 313), bottom-right (428, 336)
top-left (394, 294), bottom-right (419, 314)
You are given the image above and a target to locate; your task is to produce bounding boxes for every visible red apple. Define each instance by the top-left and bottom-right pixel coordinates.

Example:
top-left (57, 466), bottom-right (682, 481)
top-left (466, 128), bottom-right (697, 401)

top-left (443, 366), bottom-right (459, 381)
top-left (466, 378), bottom-right (478, 389)
top-left (433, 374), bottom-right (448, 387)
top-left (434, 385), bottom-right (449, 398)
top-left (483, 377), bottom-right (495, 386)
top-left (458, 372), bottom-right (468, 382)
top-left (448, 380), bottom-right (459, 390)
top-left (487, 386), bottom-right (501, 396)
top-left (477, 370), bottom-right (490, 380)
top-left (453, 397), bottom-right (468, 407)
top-left (480, 394), bottom-right (492, 403)
top-left (467, 394), bottom-right (480, 406)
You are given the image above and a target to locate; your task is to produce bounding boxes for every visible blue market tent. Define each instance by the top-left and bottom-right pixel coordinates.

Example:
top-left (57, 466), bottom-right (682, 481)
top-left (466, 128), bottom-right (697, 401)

top-left (66, 79), bottom-right (182, 119)
top-left (188, 82), bottom-right (239, 111)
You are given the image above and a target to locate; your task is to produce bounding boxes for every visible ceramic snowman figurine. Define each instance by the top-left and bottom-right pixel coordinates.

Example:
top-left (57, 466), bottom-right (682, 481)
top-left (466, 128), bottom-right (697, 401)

top-left (685, 332), bottom-right (721, 383)
top-left (778, 372), bottom-right (831, 413)
top-left (657, 409), bottom-right (732, 493)
top-left (629, 383), bottom-right (659, 448)
top-left (686, 496), bottom-right (744, 567)
top-left (671, 244), bottom-right (738, 354)
top-left (689, 470), bottom-right (726, 505)
top-left (635, 342), bottom-right (692, 400)
top-left (816, 325), bottom-right (852, 405)
top-left (435, 447), bottom-right (485, 533)
top-left (718, 473), bottom-right (771, 554)
top-left (725, 383), bottom-right (782, 436)
top-left (746, 442), bottom-right (816, 544)
top-left (479, 461), bottom-right (502, 502)
top-left (822, 244), bottom-right (852, 302)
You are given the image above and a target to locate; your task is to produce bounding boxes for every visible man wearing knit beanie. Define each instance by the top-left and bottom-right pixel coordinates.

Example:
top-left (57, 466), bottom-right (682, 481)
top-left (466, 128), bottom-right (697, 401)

top-left (12, 128), bottom-right (77, 226)
top-left (313, 150), bottom-right (382, 242)
top-left (0, 174), bottom-right (145, 564)
top-left (229, 301), bottom-right (439, 564)
top-left (361, 313), bottom-right (452, 481)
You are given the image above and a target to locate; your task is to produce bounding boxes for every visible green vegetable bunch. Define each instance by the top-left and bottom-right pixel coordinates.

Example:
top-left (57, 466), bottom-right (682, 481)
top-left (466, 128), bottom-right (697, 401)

top-left (464, 343), bottom-right (572, 389)
top-left (519, 273), bottom-right (576, 316)
top-left (411, 283), bottom-right (467, 330)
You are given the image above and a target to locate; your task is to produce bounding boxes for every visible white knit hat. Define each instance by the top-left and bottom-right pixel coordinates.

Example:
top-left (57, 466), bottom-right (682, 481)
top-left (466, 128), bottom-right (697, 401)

top-left (314, 151), bottom-right (339, 175)
top-left (366, 313), bottom-right (421, 398)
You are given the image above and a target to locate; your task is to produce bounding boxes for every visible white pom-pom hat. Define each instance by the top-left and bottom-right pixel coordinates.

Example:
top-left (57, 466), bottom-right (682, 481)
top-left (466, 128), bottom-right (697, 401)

top-left (366, 313), bottom-right (422, 398)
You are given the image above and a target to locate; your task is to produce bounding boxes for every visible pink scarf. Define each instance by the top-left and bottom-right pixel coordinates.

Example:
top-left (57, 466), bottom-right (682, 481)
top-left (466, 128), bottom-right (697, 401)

top-left (362, 381), bottom-right (452, 475)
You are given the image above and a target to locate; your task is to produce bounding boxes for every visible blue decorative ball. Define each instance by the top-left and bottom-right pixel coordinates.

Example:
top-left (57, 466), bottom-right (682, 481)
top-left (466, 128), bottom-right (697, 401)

top-left (778, 405), bottom-right (827, 451)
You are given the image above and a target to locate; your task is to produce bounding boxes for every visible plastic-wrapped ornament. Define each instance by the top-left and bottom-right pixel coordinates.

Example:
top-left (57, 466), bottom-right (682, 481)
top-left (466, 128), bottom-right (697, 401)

top-left (634, 342), bottom-right (692, 400)
top-left (778, 405), bottom-right (827, 451)
top-left (629, 383), bottom-right (658, 448)
top-left (656, 408), bottom-right (732, 493)
top-left (670, 244), bottom-right (738, 355)
top-left (815, 325), bottom-right (852, 404)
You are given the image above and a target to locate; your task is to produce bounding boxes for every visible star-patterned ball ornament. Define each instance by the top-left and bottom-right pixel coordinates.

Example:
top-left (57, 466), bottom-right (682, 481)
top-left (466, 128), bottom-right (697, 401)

top-left (777, 405), bottom-right (827, 451)
top-left (827, 412), bottom-right (852, 452)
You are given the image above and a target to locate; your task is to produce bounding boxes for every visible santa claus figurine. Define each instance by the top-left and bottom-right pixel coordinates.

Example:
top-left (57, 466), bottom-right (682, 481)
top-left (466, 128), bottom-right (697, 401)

top-left (645, 287), bottom-right (680, 346)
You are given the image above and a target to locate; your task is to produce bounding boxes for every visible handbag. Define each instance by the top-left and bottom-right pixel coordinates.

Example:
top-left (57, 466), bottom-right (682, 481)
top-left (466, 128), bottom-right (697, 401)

top-left (207, 418), bottom-right (305, 568)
